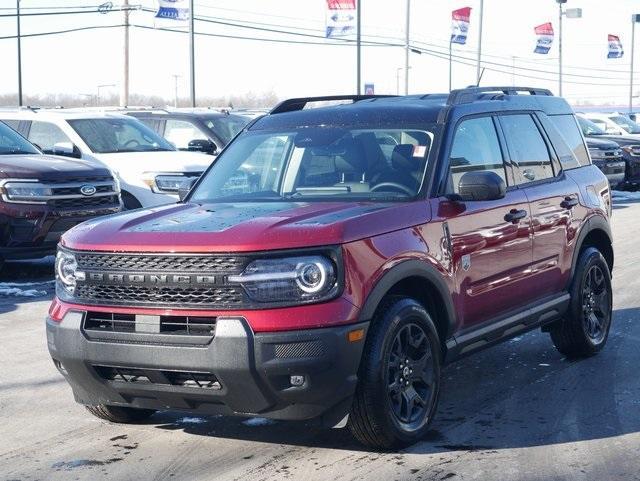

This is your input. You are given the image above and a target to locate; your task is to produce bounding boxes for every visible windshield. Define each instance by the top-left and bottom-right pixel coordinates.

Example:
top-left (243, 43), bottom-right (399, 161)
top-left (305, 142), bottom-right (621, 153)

top-left (202, 114), bottom-right (250, 144)
top-left (190, 125), bottom-right (434, 203)
top-left (0, 121), bottom-right (40, 155)
top-left (68, 117), bottom-right (175, 154)
top-left (610, 115), bottom-right (640, 134)
top-left (577, 116), bottom-right (606, 136)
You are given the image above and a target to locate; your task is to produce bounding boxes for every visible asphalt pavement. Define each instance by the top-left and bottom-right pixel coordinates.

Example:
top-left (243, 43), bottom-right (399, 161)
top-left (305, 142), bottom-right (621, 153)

top-left (1, 197), bottom-right (639, 481)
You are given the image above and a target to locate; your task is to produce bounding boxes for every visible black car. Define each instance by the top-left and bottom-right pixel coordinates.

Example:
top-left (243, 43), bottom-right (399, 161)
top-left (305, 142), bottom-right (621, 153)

top-left (123, 108), bottom-right (250, 155)
top-left (578, 115), bottom-right (640, 189)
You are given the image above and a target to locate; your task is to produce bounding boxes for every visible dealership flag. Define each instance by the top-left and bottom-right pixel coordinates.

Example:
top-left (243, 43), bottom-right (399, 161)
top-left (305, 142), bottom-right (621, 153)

top-left (155, 0), bottom-right (190, 22)
top-left (534, 22), bottom-right (554, 54)
top-left (325, 0), bottom-right (356, 38)
top-left (608, 34), bottom-right (624, 58)
top-left (451, 7), bottom-right (472, 45)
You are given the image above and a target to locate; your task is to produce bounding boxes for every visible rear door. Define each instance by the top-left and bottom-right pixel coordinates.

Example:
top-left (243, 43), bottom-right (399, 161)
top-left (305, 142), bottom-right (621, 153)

top-left (440, 115), bottom-right (534, 329)
top-left (498, 113), bottom-right (582, 298)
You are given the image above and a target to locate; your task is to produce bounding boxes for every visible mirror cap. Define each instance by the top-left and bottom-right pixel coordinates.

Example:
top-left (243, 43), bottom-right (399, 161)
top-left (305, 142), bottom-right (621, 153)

top-left (457, 170), bottom-right (506, 202)
top-left (187, 139), bottom-right (217, 154)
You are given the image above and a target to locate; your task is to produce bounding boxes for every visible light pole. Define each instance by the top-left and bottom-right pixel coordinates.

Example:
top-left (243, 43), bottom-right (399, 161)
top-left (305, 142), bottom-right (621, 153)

top-left (476, 0), bottom-right (484, 85)
top-left (172, 74), bottom-right (181, 108)
top-left (97, 84), bottom-right (116, 106)
top-left (16, 0), bottom-right (22, 106)
top-left (630, 14), bottom-right (640, 114)
top-left (404, 0), bottom-right (410, 95)
top-left (121, 0), bottom-right (130, 107)
top-left (356, 0), bottom-right (361, 95)
top-left (189, 0), bottom-right (196, 107)
top-left (556, 0), bottom-right (582, 97)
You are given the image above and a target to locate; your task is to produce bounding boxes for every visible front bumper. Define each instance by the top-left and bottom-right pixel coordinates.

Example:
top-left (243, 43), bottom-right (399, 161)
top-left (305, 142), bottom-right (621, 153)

top-left (46, 311), bottom-right (368, 424)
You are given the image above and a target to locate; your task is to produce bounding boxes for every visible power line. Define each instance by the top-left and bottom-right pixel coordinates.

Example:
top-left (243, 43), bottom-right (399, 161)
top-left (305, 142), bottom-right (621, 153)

top-left (0, 24), bottom-right (125, 40)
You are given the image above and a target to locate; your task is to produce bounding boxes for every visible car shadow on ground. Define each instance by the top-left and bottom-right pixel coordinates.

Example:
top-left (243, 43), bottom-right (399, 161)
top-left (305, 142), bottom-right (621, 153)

top-left (151, 306), bottom-right (640, 454)
top-left (0, 258), bottom-right (55, 316)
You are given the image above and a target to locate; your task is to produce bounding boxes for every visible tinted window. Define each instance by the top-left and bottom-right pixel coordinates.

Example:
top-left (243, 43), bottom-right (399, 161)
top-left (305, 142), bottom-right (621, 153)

top-left (2, 120), bottom-right (20, 131)
top-left (164, 119), bottom-right (208, 150)
top-left (203, 115), bottom-right (250, 145)
top-left (0, 122), bottom-right (40, 155)
top-left (500, 114), bottom-right (554, 184)
top-left (610, 115), bottom-right (640, 134)
top-left (447, 117), bottom-right (506, 194)
top-left (548, 114), bottom-right (589, 169)
top-left (577, 116), bottom-right (606, 136)
top-left (27, 121), bottom-right (70, 153)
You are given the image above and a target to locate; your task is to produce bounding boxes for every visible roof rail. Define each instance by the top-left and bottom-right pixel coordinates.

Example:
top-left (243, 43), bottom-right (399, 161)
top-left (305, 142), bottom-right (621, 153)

top-left (270, 95), bottom-right (397, 115)
top-left (447, 86), bottom-right (553, 106)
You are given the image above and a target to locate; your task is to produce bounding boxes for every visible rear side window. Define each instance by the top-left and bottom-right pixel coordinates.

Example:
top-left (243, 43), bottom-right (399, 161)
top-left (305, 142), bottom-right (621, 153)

top-left (27, 121), bottom-right (70, 154)
top-left (446, 116), bottom-right (507, 194)
top-left (548, 114), bottom-right (589, 169)
top-left (500, 114), bottom-right (554, 185)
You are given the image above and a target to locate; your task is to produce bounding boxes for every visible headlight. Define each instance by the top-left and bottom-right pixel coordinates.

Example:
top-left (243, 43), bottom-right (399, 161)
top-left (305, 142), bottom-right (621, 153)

top-left (622, 145), bottom-right (640, 156)
top-left (0, 180), bottom-right (51, 203)
top-left (228, 255), bottom-right (337, 303)
top-left (55, 249), bottom-right (83, 295)
top-left (143, 173), bottom-right (188, 194)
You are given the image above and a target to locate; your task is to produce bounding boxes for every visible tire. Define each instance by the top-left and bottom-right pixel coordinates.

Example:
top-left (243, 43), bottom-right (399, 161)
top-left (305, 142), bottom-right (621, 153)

top-left (348, 297), bottom-right (441, 450)
top-left (121, 191), bottom-right (142, 210)
top-left (550, 247), bottom-right (613, 358)
top-left (85, 404), bottom-right (156, 424)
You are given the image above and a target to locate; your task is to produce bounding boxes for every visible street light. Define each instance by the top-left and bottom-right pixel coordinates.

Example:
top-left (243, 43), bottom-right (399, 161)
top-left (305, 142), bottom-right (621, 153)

top-left (96, 84), bottom-right (116, 106)
top-left (629, 14), bottom-right (640, 114)
top-left (557, 0), bottom-right (582, 97)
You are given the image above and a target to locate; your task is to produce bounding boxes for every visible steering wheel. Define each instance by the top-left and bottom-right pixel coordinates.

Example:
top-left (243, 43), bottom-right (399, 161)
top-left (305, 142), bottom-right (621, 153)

top-left (123, 139), bottom-right (141, 149)
top-left (371, 182), bottom-right (414, 196)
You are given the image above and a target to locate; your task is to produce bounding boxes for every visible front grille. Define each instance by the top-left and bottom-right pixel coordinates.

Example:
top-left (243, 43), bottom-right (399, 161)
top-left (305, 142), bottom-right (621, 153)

top-left (76, 253), bottom-right (247, 273)
top-left (49, 194), bottom-right (120, 209)
top-left (93, 365), bottom-right (222, 390)
top-left (84, 311), bottom-right (216, 336)
top-left (75, 284), bottom-right (244, 307)
top-left (46, 175), bottom-right (113, 185)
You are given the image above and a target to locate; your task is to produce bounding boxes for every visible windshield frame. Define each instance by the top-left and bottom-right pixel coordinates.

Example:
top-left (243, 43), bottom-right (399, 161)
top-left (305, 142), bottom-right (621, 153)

top-left (187, 124), bottom-right (437, 204)
top-left (67, 117), bottom-right (176, 154)
top-left (0, 121), bottom-right (41, 156)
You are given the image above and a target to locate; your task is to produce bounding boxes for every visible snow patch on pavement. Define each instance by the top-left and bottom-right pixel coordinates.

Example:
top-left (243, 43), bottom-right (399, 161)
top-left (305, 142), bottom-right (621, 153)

top-left (242, 417), bottom-right (276, 427)
top-left (177, 416), bottom-right (207, 424)
top-left (0, 281), bottom-right (52, 297)
top-left (612, 190), bottom-right (640, 200)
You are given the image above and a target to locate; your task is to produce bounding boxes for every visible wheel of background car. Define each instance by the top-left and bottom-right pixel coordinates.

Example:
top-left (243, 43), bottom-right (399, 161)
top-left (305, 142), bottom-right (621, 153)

top-left (371, 182), bottom-right (414, 196)
top-left (123, 139), bottom-right (141, 149)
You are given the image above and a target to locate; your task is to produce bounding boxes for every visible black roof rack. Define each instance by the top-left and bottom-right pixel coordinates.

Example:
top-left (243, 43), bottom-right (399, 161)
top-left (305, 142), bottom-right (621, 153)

top-left (447, 86), bottom-right (553, 106)
top-left (270, 95), bottom-right (397, 114)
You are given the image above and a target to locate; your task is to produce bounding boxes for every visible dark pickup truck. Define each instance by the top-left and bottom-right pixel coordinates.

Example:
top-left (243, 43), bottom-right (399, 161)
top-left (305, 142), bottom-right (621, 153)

top-left (0, 121), bottom-right (121, 267)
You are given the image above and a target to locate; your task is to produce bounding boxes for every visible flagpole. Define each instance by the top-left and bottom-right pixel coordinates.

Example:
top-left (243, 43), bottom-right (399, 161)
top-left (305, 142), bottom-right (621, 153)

top-left (476, 0), bottom-right (483, 84)
top-left (631, 16), bottom-right (638, 114)
top-left (189, 0), bottom-right (196, 107)
top-left (449, 39), bottom-right (452, 92)
top-left (356, 0), bottom-right (361, 95)
top-left (16, 0), bottom-right (23, 106)
top-left (558, 0), bottom-right (563, 97)
top-left (404, 0), bottom-right (410, 95)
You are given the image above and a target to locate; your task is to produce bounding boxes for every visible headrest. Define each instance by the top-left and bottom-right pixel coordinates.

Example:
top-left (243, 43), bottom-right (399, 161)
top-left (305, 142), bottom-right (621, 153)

top-left (335, 138), bottom-right (366, 173)
top-left (392, 144), bottom-right (421, 171)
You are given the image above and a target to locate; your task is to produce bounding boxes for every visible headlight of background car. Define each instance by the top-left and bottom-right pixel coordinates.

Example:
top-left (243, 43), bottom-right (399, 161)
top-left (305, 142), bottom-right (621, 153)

top-left (142, 173), bottom-right (187, 194)
top-left (0, 181), bottom-right (52, 203)
top-left (588, 149), bottom-right (611, 161)
top-left (228, 255), bottom-right (338, 304)
top-left (55, 249), bottom-right (84, 295)
top-left (621, 145), bottom-right (640, 156)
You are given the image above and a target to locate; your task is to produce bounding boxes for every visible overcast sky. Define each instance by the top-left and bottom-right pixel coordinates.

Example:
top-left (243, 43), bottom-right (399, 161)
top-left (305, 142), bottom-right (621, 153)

top-left (1, 0), bottom-right (640, 104)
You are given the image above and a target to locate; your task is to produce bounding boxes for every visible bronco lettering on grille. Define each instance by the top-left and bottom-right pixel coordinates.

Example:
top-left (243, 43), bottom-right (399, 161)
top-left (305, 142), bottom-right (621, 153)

top-left (83, 272), bottom-right (217, 285)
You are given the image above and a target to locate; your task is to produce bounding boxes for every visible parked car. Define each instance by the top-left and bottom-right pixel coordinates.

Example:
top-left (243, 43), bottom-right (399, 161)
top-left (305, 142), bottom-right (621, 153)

top-left (581, 112), bottom-right (640, 137)
top-left (0, 121), bottom-right (120, 267)
top-left (47, 87), bottom-right (613, 450)
top-left (122, 108), bottom-right (251, 155)
top-left (577, 115), bottom-right (640, 189)
top-left (0, 109), bottom-right (213, 209)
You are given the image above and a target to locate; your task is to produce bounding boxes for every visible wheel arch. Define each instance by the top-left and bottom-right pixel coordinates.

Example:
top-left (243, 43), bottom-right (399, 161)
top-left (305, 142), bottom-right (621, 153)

top-left (570, 215), bottom-right (613, 286)
top-left (358, 260), bottom-right (457, 353)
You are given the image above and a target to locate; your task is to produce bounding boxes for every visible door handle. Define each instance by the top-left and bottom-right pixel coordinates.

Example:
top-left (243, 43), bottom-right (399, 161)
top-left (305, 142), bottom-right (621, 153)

top-left (561, 197), bottom-right (579, 209)
top-left (504, 209), bottom-right (527, 224)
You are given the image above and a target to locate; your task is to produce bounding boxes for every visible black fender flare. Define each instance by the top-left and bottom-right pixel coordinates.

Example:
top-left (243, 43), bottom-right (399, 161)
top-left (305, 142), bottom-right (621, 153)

top-left (568, 214), bottom-right (613, 288)
top-left (357, 259), bottom-right (457, 340)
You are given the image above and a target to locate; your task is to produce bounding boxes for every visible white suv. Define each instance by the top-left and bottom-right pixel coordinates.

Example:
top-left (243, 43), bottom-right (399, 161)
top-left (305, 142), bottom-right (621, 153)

top-left (0, 109), bottom-right (214, 208)
top-left (580, 112), bottom-right (640, 138)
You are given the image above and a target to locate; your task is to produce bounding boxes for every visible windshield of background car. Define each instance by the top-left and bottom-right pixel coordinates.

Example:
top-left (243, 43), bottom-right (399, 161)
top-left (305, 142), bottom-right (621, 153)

top-left (203, 115), bottom-right (250, 144)
top-left (610, 115), bottom-right (640, 134)
top-left (0, 121), bottom-right (40, 155)
top-left (68, 117), bottom-right (175, 154)
top-left (190, 125), bottom-right (434, 203)
top-left (577, 116), bottom-right (606, 136)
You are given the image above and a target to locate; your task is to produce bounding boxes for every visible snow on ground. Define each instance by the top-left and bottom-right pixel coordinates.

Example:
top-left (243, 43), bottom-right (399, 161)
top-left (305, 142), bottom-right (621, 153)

top-left (0, 281), bottom-right (54, 297)
top-left (612, 190), bottom-right (640, 200)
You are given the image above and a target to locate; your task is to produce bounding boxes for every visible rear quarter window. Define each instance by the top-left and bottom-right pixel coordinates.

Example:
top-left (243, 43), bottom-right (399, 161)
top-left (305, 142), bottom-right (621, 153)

top-left (547, 114), bottom-right (590, 170)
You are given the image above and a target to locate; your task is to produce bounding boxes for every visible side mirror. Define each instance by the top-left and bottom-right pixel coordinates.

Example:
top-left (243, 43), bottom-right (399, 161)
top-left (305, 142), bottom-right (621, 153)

top-left (178, 177), bottom-right (198, 201)
top-left (187, 139), bottom-right (217, 155)
top-left (52, 142), bottom-right (81, 159)
top-left (457, 171), bottom-right (506, 201)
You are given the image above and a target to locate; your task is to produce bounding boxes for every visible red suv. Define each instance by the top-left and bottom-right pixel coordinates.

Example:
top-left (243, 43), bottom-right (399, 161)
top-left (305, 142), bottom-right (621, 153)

top-left (47, 87), bottom-right (614, 449)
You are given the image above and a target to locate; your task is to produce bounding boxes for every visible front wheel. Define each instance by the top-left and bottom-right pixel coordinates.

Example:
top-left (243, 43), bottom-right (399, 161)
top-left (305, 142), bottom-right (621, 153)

top-left (348, 297), bottom-right (441, 450)
top-left (550, 247), bottom-right (613, 358)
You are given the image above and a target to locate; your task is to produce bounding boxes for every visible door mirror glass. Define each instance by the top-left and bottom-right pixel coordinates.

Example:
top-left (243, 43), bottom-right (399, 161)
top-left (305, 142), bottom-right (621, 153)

top-left (178, 177), bottom-right (198, 201)
top-left (52, 142), bottom-right (81, 158)
top-left (187, 138), bottom-right (217, 155)
top-left (457, 171), bottom-right (506, 201)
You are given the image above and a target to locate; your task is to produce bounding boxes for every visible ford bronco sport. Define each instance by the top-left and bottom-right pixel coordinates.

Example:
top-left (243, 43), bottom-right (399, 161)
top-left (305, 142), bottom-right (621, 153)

top-left (47, 87), bottom-right (614, 449)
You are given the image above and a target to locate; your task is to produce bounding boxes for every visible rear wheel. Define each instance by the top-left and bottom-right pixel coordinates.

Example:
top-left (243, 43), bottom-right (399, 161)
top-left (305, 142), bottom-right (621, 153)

top-left (550, 247), bottom-right (612, 358)
top-left (85, 404), bottom-right (156, 423)
top-left (348, 297), bottom-right (441, 450)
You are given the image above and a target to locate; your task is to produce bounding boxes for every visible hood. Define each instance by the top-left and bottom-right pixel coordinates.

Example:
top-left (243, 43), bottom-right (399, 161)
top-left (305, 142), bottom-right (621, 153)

top-left (585, 137), bottom-right (621, 150)
top-left (0, 154), bottom-right (112, 180)
top-left (61, 200), bottom-right (431, 253)
top-left (586, 133), bottom-right (640, 147)
top-left (96, 150), bottom-right (213, 173)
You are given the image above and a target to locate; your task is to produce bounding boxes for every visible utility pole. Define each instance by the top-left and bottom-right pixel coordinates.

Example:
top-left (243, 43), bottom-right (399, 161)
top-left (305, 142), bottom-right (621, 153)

top-left (404, 0), bottom-right (410, 95)
top-left (558, 0), bottom-right (563, 97)
top-left (189, 0), bottom-right (196, 107)
top-left (476, 0), bottom-right (484, 84)
top-left (630, 15), bottom-right (640, 114)
top-left (172, 74), bottom-right (181, 107)
top-left (120, 0), bottom-right (130, 107)
top-left (356, 0), bottom-right (361, 95)
top-left (16, 0), bottom-right (23, 106)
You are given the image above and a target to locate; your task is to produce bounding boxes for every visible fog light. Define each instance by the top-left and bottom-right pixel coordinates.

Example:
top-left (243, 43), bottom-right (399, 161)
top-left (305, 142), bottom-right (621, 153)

top-left (290, 375), bottom-right (305, 387)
